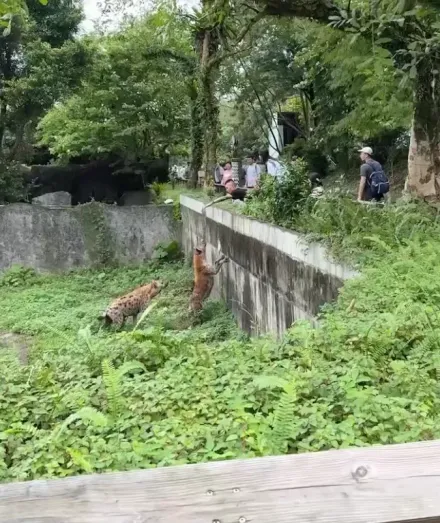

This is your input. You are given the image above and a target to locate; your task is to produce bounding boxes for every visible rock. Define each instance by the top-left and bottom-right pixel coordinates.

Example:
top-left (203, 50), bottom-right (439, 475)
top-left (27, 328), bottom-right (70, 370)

top-left (311, 187), bottom-right (324, 199)
top-left (119, 190), bottom-right (153, 206)
top-left (164, 198), bottom-right (174, 205)
top-left (32, 191), bottom-right (72, 207)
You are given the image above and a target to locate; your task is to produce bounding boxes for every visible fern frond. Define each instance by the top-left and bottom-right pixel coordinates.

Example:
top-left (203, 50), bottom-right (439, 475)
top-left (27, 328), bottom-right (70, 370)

top-left (368, 344), bottom-right (388, 361)
top-left (77, 325), bottom-right (95, 354)
top-left (116, 360), bottom-right (146, 379)
top-left (67, 447), bottom-right (93, 473)
top-left (102, 359), bottom-right (123, 417)
top-left (37, 320), bottom-right (74, 346)
top-left (433, 354), bottom-right (440, 382)
top-left (271, 382), bottom-right (297, 454)
top-left (52, 407), bottom-right (108, 441)
top-left (3, 423), bottom-right (40, 438)
top-left (363, 236), bottom-right (393, 253)
top-left (102, 359), bottom-right (146, 416)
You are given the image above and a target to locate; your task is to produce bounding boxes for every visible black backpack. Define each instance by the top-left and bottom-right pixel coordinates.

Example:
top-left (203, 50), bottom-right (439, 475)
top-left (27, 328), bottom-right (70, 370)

top-left (368, 160), bottom-right (390, 197)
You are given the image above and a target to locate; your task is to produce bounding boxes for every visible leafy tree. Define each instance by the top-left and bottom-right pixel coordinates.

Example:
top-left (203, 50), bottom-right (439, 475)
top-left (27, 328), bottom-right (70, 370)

top-left (92, 0), bottom-right (440, 200)
top-left (217, 19), bottom-right (305, 158)
top-left (217, 17), bottom-right (412, 173)
top-left (38, 12), bottom-right (192, 163)
top-left (135, 0), bottom-right (265, 185)
top-left (0, 0), bottom-right (85, 160)
top-left (250, 0), bottom-right (440, 201)
top-left (0, 0), bottom-right (45, 22)
top-left (5, 39), bottom-right (90, 161)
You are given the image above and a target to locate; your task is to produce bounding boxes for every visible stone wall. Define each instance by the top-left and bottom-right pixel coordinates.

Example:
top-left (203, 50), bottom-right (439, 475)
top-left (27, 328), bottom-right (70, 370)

top-left (0, 203), bottom-right (176, 272)
top-left (180, 195), bottom-right (357, 336)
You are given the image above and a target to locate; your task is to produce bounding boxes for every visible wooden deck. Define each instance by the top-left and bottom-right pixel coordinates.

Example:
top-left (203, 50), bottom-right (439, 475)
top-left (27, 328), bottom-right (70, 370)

top-left (1, 439), bottom-right (440, 522)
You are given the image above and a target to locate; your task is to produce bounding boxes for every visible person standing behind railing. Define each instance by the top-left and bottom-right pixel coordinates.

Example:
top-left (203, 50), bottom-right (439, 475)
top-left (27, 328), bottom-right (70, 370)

top-left (244, 153), bottom-right (261, 188)
top-left (214, 163), bottom-right (223, 184)
top-left (221, 161), bottom-right (233, 186)
top-left (260, 150), bottom-right (282, 178)
top-left (357, 147), bottom-right (390, 202)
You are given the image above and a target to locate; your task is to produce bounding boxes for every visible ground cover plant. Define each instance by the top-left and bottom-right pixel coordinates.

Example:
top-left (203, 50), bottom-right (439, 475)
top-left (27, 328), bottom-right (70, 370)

top-left (2, 195), bottom-right (440, 483)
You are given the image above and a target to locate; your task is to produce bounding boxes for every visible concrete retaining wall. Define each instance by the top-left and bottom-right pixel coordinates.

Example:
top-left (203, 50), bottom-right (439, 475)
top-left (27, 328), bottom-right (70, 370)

top-left (0, 203), bottom-right (176, 272)
top-left (180, 195), bottom-right (357, 336)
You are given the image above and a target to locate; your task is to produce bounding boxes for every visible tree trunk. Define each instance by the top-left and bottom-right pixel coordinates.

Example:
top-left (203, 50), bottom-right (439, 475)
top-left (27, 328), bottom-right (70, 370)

top-left (405, 60), bottom-right (440, 202)
top-left (188, 78), bottom-right (203, 189)
top-left (0, 99), bottom-right (7, 150)
top-left (198, 30), bottom-right (219, 187)
top-left (195, 29), bottom-right (220, 185)
top-left (188, 92), bottom-right (203, 189)
top-left (201, 68), bottom-right (219, 187)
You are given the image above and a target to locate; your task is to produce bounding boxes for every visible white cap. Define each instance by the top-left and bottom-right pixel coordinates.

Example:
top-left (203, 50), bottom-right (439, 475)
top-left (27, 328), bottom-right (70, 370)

top-left (358, 146), bottom-right (373, 155)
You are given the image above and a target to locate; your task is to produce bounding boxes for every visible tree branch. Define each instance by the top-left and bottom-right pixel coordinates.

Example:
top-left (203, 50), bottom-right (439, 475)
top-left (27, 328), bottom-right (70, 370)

top-left (208, 11), bottom-right (265, 69)
top-left (143, 48), bottom-right (196, 74)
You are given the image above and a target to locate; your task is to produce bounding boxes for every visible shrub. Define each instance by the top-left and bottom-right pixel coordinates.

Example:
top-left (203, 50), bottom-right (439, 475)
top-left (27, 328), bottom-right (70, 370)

top-left (295, 195), bottom-right (440, 265)
top-left (152, 240), bottom-right (182, 262)
top-left (0, 160), bottom-right (27, 203)
top-left (284, 138), bottom-right (329, 176)
top-left (244, 157), bottom-right (311, 228)
top-left (0, 265), bottom-right (37, 287)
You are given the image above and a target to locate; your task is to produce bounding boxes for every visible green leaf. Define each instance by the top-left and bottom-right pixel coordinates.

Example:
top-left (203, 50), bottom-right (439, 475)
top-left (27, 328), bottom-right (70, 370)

top-left (52, 407), bottom-right (109, 441)
top-left (254, 375), bottom-right (289, 390)
top-left (375, 37), bottom-right (392, 45)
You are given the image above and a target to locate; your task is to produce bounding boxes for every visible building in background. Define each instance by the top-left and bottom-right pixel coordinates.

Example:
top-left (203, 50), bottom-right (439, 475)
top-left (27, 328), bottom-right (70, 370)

top-left (268, 111), bottom-right (301, 159)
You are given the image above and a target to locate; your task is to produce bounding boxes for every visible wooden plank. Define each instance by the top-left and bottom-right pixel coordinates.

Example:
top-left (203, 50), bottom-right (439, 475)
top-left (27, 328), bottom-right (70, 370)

top-left (1, 440), bottom-right (440, 523)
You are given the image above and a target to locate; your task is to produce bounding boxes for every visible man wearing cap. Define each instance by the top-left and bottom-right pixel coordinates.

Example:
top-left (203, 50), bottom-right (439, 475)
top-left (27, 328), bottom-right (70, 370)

top-left (357, 146), bottom-right (388, 202)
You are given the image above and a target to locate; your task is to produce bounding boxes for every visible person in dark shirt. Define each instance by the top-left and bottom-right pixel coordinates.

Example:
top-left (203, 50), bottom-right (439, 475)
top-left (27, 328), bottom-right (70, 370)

top-left (357, 146), bottom-right (386, 202)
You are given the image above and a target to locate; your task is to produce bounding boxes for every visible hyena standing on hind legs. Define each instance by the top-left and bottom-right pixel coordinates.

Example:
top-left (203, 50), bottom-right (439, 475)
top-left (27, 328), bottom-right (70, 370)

top-left (189, 243), bottom-right (229, 312)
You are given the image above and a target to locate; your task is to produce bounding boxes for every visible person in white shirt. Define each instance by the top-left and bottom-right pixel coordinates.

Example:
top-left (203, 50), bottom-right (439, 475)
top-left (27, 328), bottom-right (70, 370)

top-left (260, 150), bottom-right (282, 178)
top-left (244, 154), bottom-right (261, 188)
top-left (267, 159), bottom-right (281, 176)
top-left (214, 163), bottom-right (223, 184)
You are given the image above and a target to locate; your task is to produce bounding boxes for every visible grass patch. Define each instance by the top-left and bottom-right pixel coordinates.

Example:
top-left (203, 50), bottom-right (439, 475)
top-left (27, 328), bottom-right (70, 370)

top-left (154, 183), bottom-right (206, 203)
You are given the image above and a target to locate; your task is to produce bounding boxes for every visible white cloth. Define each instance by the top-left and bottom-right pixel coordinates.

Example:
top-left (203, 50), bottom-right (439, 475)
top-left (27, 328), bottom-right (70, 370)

top-left (267, 159), bottom-right (282, 177)
top-left (214, 165), bottom-right (223, 184)
top-left (245, 163), bottom-right (261, 188)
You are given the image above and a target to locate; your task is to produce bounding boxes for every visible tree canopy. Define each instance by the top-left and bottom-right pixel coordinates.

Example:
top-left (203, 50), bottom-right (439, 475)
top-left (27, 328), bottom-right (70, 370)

top-left (38, 10), bottom-right (193, 163)
top-left (3, 0), bottom-right (440, 199)
top-left (0, 0), bottom-right (86, 162)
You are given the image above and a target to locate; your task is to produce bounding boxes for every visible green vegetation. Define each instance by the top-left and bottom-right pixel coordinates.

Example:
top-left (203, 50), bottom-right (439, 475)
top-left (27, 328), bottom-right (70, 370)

top-left (2, 196), bottom-right (440, 482)
top-left (2, 0), bottom-right (440, 196)
top-left (242, 166), bottom-right (440, 266)
top-left (243, 158), bottom-right (312, 228)
top-left (37, 9), bottom-right (191, 163)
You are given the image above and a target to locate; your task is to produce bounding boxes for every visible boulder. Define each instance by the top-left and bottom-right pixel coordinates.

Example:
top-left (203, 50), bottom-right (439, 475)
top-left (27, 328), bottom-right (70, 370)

top-left (32, 191), bottom-right (72, 207)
